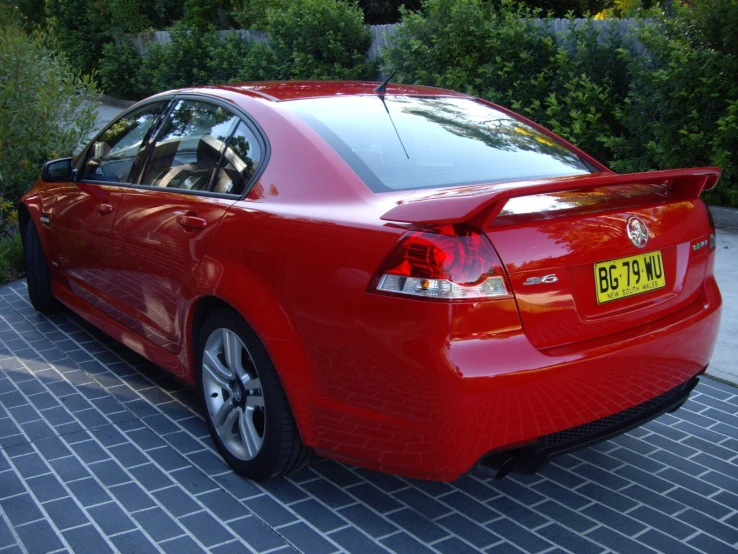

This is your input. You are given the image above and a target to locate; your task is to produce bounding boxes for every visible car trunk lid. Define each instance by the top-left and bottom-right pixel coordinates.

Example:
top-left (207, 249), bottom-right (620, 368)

top-left (381, 169), bottom-right (720, 349)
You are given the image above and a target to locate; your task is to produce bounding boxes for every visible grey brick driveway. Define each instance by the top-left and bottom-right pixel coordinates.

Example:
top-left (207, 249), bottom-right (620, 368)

top-left (1, 279), bottom-right (738, 554)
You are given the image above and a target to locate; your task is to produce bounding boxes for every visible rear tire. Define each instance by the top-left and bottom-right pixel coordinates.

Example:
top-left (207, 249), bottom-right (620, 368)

top-left (24, 220), bottom-right (57, 314)
top-left (196, 308), bottom-right (312, 479)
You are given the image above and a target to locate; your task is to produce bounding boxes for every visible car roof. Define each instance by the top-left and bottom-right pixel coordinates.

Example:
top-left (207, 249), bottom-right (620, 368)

top-left (191, 80), bottom-right (471, 102)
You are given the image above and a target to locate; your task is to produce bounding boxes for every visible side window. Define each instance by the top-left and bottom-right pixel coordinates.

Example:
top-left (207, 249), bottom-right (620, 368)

top-left (82, 102), bottom-right (165, 183)
top-left (140, 100), bottom-right (239, 191)
top-left (212, 122), bottom-right (263, 196)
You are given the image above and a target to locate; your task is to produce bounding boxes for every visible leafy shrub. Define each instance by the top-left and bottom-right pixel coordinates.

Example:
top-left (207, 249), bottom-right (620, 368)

top-left (100, 39), bottom-right (143, 100)
top-left (608, 0), bottom-right (738, 206)
top-left (0, 24), bottom-right (98, 203)
top-left (100, 23), bottom-right (256, 99)
top-left (261, 0), bottom-right (376, 80)
top-left (232, 0), bottom-right (291, 29)
top-left (183, 0), bottom-right (236, 29)
top-left (0, 232), bottom-right (24, 285)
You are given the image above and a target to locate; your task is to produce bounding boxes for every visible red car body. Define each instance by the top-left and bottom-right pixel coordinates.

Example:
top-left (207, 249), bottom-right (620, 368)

top-left (20, 81), bottom-right (722, 481)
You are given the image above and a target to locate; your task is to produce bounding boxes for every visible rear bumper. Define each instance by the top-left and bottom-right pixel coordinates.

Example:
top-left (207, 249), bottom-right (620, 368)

top-left (479, 375), bottom-right (699, 479)
top-left (306, 277), bottom-right (721, 481)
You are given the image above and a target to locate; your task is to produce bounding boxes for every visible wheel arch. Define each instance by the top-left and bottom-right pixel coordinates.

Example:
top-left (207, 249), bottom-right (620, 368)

top-left (17, 203), bottom-right (30, 248)
top-left (185, 287), bottom-right (319, 446)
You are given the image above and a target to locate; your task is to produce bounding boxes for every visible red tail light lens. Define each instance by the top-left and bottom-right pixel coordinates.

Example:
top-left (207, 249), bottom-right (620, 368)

top-left (372, 226), bottom-right (510, 300)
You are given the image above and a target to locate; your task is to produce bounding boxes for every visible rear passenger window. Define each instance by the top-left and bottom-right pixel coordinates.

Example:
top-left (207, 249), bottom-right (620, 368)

top-left (140, 100), bottom-right (239, 191)
top-left (211, 122), bottom-right (262, 196)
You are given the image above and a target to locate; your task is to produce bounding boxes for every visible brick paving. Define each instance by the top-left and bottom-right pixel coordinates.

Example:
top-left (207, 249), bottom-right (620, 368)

top-left (1, 279), bottom-right (737, 554)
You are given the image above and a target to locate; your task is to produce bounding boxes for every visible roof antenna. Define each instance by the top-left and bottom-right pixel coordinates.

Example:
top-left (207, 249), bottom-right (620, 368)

top-left (376, 91), bottom-right (409, 159)
top-left (374, 68), bottom-right (399, 95)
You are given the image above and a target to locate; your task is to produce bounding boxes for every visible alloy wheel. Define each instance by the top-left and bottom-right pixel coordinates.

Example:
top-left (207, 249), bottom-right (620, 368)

top-left (202, 328), bottom-right (265, 460)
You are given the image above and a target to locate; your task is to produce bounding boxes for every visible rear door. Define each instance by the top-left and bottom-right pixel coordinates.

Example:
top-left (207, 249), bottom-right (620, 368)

top-left (110, 98), bottom-right (265, 353)
top-left (48, 101), bottom-right (167, 316)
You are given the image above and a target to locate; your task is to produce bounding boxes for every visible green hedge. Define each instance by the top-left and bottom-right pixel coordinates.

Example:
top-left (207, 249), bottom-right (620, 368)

top-left (101, 0), bottom-right (375, 99)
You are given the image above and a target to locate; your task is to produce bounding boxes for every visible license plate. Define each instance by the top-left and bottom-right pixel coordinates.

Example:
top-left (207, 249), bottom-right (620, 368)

top-left (594, 251), bottom-right (666, 304)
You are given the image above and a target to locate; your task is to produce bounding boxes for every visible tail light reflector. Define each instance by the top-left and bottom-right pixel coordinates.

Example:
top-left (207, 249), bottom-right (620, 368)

top-left (372, 226), bottom-right (510, 301)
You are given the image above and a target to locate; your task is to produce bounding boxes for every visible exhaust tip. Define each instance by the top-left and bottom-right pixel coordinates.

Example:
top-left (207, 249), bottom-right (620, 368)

top-left (494, 455), bottom-right (519, 480)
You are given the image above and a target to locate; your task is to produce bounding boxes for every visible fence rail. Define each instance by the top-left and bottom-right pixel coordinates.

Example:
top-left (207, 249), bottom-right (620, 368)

top-left (127, 18), bottom-right (648, 60)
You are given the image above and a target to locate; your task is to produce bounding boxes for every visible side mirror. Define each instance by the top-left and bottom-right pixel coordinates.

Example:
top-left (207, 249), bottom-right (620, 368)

top-left (42, 157), bottom-right (75, 182)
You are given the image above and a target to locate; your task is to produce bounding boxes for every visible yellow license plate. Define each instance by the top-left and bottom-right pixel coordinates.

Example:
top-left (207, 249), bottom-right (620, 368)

top-left (594, 251), bottom-right (666, 304)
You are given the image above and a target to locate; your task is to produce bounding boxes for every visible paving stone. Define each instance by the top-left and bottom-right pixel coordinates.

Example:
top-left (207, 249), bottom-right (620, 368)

top-left (534, 500), bottom-right (598, 533)
top-left (279, 521), bottom-right (338, 553)
top-left (25, 473), bottom-right (67, 502)
top-left (179, 511), bottom-right (235, 547)
top-left (196, 489), bottom-right (250, 521)
top-left (487, 518), bottom-right (553, 553)
top-left (676, 508), bottom-right (738, 545)
top-left (637, 529), bottom-right (702, 554)
top-left (48, 455), bottom-right (90, 482)
top-left (110, 530), bottom-right (160, 554)
top-left (227, 515), bottom-right (287, 552)
top-left (290, 498), bottom-right (347, 533)
top-left (10, 452), bottom-right (49, 479)
top-left (585, 526), bottom-right (658, 554)
top-left (129, 463), bottom-right (173, 491)
top-left (132, 507), bottom-right (185, 542)
top-left (486, 496), bottom-right (548, 529)
top-left (536, 523), bottom-right (605, 554)
top-left (0, 493), bottom-right (43, 526)
top-left (338, 503), bottom-right (398, 538)
top-left (159, 535), bottom-right (203, 554)
top-left (436, 513), bottom-right (501, 549)
top-left (435, 536), bottom-right (486, 554)
top-left (439, 491), bottom-right (498, 523)
top-left (43, 497), bottom-right (89, 530)
top-left (380, 531), bottom-right (437, 554)
top-left (15, 518), bottom-right (64, 553)
top-left (67, 477), bottom-right (112, 507)
top-left (87, 501), bottom-right (136, 535)
top-left (329, 527), bottom-right (391, 554)
top-left (628, 505), bottom-right (696, 540)
top-left (243, 495), bottom-right (297, 527)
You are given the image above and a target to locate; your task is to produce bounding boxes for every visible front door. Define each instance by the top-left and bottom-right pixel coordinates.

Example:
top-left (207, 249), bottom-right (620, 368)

top-left (48, 101), bottom-right (167, 316)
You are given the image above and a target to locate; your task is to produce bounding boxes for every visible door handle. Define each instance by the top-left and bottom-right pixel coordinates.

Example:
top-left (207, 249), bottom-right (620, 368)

top-left (97, 203), bottom-right (114, 215)
top-left (176, 215), bottom-right (208, 230)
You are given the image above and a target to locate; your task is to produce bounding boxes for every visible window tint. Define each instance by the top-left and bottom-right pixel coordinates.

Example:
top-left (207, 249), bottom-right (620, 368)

top-left (141, 100), bottom-right (239, 191)
top-left (211, 122), bottom-right (262, 195)
top-left (283, 96), bottom-right (593, 192)
top-left (82, 102), bottom-right (165, 183)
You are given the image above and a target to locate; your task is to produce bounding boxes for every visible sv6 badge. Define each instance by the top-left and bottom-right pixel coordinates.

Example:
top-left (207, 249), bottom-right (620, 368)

top-left (523, 274), bottom-right (559, 285)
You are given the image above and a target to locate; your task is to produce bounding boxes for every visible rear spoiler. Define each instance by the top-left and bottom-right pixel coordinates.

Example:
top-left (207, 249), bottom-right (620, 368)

top-left (380, 168), bottom-right (721, 227)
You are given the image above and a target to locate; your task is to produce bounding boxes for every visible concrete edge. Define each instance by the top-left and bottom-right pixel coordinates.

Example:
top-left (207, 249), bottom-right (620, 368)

top-left (97, 93), bottom-right (137, 109)
top-left (709, 205), bottom-right (738, 229)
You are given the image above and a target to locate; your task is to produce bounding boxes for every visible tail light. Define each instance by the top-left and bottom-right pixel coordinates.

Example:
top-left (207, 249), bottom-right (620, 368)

top-left (371, 225), bottom-right (510, 300)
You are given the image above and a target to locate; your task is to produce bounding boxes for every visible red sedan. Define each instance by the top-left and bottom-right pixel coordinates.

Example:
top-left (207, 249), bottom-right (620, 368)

top-left (20, 81), bottom-right (722, 481)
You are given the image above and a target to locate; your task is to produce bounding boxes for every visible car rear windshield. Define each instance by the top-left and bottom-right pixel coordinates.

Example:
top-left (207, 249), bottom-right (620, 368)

top-left (283, 95), bottom-right (594, 193)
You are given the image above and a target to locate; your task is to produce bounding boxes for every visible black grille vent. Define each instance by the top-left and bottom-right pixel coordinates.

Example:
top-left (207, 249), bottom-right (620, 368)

top-left (541, 380), bottom-right (694, 448)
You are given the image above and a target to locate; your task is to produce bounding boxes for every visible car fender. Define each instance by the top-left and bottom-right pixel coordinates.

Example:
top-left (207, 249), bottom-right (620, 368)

top-left (19, 186), bottom-right (52, 255)
top-left (184, 256), bottom-right (321, 445)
